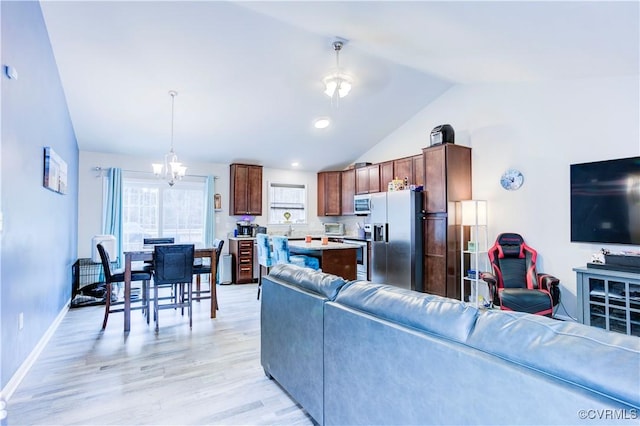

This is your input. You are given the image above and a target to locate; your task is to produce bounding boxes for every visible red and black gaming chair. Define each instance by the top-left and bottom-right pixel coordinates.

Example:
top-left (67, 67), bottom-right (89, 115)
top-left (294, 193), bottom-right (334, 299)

top-left (481, 233), bottom-right (560, 317)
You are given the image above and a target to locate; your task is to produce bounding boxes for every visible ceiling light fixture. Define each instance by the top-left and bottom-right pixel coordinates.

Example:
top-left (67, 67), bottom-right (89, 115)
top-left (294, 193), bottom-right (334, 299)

top-left (152, 90), bottom-right (186, 186)
top-left (323, 40), bottom-right (352, 104)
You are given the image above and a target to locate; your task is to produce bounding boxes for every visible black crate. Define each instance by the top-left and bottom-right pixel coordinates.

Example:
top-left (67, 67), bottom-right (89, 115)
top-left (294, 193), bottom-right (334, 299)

top-left (71, 258), bottom-right (114, 307)
top-left (72, 258), bottom-right (104, 295)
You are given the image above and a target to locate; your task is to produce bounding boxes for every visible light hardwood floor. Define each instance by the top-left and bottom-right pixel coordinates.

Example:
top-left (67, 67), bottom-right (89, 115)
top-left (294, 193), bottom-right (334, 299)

top-left (8, 283), bottom-right (314, 425)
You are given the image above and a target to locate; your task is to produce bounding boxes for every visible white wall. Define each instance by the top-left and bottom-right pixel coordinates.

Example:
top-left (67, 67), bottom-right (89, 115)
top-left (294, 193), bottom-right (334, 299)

top-left (78, 151), bottom-right (323, 257)
top-left (357, 75), bottom-right (640, 319)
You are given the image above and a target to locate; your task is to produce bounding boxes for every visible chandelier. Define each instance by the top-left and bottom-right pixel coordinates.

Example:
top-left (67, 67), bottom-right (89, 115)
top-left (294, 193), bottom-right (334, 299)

top-left (323, 41), bottom-right (352, 102)
top-left (152, 90), bottom-right (186, 186)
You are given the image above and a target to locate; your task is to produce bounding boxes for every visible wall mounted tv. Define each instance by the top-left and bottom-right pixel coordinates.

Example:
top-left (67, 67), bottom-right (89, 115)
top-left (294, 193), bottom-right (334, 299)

top-left (570, 156), bottom-right (640, 245)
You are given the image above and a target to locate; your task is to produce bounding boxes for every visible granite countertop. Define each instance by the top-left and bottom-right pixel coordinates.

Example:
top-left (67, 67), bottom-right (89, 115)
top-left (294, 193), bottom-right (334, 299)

top-left (228, 236), bottom-right (256, 241)
top-left (228, 235), bottom-right (369, 243)
top-left (288, 240), bottom-right (360, 251)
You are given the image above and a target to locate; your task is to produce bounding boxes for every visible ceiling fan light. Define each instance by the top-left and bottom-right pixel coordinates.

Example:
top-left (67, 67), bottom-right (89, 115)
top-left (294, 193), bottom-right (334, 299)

top-left (323, 78), bottom-right (338, 97)
top-left (338, 80), bottom-right (352, 98)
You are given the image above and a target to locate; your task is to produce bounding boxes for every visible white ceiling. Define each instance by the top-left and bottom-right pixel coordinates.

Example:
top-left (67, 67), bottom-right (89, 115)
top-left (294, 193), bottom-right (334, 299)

top-left (40, 1), bottom-right (639, 172)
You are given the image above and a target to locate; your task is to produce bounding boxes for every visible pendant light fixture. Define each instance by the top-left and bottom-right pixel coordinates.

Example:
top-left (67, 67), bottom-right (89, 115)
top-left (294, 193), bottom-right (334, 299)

top-left (152, 90), bottom-right (186, 186)
top-left (323, 40), bottom-right (352, 104)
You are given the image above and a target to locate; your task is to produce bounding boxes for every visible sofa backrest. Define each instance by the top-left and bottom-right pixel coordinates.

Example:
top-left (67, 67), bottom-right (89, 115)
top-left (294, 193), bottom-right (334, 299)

top-left (467, 309), bottom-right (640, 408)
top-left (267, 263), bottom-right (348, 300)
top-left (334, 280), bottom-right (480, 343)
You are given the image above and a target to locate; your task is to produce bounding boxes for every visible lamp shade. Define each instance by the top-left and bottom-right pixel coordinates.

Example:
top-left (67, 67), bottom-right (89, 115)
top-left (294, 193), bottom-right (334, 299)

top-left (460, 200), bottom-right (487, 226)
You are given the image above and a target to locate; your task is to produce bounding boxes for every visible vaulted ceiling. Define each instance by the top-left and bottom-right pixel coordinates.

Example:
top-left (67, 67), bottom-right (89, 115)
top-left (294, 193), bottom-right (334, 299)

top-left (40, 1), bottom-right (639, 172)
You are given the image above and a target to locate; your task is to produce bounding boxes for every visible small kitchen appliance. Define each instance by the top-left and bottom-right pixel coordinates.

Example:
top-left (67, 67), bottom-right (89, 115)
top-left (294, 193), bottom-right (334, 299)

top-left (236, 221), bottom-right (253, 237)
top-left (430, 124), bottom-right (455, 146)
top-left (323, 222), bottom-right (345, 236)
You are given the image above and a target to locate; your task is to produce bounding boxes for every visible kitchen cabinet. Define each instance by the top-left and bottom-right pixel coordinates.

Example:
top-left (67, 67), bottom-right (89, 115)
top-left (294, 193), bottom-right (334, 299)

top-left (355, 164), bottom-right (380, 194)
top-left (229, 238), bottom-right (256, 284)
top-left (423, 145), bottom-right (471, 214)
top-left (229, 163), bottom-right (263, 216)
top-left (422, 144), bottom-right (471, 299)
top-left (379, 161), bottom-right (394, 192)
top-left (317, 171), bottom-right (342, 216)
top-left (393, 157), bottom-right (413, 186)
top-left (341, 169), bottom-right (356, 215)
top-left (412, 154), bottom-right (424, 187)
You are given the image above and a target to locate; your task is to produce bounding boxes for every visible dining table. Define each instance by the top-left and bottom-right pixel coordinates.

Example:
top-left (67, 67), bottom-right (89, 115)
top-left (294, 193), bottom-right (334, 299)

top-left (123, 247), bottom-right (218, 332)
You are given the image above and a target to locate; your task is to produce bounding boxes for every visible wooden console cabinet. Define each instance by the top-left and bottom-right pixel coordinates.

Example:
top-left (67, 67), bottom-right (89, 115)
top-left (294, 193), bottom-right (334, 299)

top-left (229, 238), bottom-right (256, 284)
top-left (422, 144), bottom-right (471, 299)
top-left (230, 163), bottom-right (263, 216)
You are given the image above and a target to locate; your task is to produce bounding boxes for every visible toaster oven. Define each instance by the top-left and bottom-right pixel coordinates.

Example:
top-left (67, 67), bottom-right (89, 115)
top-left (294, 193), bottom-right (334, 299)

top-left (323, 222), bottom-right (345, 236)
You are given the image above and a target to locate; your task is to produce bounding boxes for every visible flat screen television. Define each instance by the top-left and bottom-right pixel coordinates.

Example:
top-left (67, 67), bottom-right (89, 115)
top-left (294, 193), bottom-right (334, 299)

top-left (570, 156), bottom-right (640, 245)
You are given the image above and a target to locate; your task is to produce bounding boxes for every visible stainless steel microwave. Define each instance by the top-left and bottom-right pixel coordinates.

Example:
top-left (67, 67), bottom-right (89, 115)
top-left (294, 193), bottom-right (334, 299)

top-left (354, 194), bottom-right (372, 215)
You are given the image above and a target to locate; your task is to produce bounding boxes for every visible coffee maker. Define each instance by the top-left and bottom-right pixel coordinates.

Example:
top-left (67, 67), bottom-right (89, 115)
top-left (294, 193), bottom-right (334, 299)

top-left (236, 221), bottom-right (253, 237)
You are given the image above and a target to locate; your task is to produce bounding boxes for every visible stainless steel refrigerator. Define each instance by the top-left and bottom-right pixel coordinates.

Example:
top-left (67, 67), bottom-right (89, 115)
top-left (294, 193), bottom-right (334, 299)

top-left (369, 190), bottom-right (424, 291)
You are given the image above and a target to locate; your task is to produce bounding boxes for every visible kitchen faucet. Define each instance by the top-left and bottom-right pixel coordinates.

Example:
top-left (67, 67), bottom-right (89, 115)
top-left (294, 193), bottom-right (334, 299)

top-left (285, 224), bottom-right (292, 237)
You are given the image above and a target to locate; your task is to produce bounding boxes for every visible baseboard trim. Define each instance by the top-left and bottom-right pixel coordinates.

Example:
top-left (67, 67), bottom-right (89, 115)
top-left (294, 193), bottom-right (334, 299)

top-left (1, 301), bottom-right (70, 401)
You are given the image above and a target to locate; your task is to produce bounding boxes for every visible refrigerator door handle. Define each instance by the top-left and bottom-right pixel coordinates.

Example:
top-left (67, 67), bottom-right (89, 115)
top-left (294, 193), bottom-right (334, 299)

top-left (384, 223), bottom-right (389, 243)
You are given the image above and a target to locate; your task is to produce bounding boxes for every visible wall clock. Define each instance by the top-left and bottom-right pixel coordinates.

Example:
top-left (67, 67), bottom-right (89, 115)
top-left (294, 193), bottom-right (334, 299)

top-left (500, 168), bottom-right (524, 191)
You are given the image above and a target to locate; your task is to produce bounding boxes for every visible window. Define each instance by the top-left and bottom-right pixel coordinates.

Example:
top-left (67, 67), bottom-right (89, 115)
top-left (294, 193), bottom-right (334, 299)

top-left (268, 182), bottom-right (307, 224)
top-left (122, 177), bottom-right (206, 251)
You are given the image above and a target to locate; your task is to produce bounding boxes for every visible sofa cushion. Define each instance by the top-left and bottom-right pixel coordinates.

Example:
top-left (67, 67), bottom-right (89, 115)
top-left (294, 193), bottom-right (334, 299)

top-left (267, 263), bottom-right (348, 300)
top-left (467, 310), bottom-right (640, 407)
top-left (334, 281), bottom-right (480, 343)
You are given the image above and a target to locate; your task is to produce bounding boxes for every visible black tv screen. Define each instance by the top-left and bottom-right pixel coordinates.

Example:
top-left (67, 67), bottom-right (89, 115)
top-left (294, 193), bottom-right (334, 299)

top-left (570, 156), bottom-right (640, 245)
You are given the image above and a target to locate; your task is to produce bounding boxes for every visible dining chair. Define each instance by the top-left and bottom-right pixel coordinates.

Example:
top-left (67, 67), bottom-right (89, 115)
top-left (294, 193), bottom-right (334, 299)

top-left (143, 237), bottom-right (175, 248)
top-left (270, 235), bottom-right (320, 270)
top-left (192, 238), bottom-right (224, 309)
top-left (255, 233), bottom-right (275, 300)
top-left (96, 243), bottom-right (152, 329)
top-left (152, 244), bottom-right (195, 331)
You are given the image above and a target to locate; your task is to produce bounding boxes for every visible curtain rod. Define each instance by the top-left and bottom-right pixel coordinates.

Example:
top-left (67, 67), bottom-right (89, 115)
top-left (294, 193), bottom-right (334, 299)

top-left (93, 166), bottom-right (219, 179)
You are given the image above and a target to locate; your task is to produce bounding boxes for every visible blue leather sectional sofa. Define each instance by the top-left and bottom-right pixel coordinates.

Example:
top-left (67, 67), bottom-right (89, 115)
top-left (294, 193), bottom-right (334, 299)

top-left (261, 264), bottom-right (640, 425)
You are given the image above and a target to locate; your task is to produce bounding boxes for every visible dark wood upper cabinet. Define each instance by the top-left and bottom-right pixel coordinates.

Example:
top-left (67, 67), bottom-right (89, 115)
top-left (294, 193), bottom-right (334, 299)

top-left (341, 169), bottom-right (356, 215)
top-left (423, 145), bottom-right (471, 213)
top-left (393, 157), bottom-right (413, 186)
top-left (317, 171), bottom-right (342, 216)
top-left (229, 163), bottom-right (263, 216)
top-left (412, 154), bottom-right (424, 187)
top-left (379, 161), bottom-right (394, 192)
top-left (356, 164), bottom-right (380, 194)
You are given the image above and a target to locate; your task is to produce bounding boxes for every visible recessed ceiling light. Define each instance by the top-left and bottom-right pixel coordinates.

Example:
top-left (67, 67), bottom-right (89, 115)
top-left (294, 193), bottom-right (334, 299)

top-left (314, 117), bottom-right (330, 129)
top-left (291, 162), bottom-right (300, 167)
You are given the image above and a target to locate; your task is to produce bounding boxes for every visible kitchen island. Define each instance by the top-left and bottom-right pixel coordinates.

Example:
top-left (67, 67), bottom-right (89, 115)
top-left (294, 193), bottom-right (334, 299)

top-left (288, 240), bottom-right (358, 280)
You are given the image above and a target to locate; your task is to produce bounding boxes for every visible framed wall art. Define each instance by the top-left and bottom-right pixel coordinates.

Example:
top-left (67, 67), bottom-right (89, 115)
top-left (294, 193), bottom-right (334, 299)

top-left (43, 146), bottom-right (67, 194)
